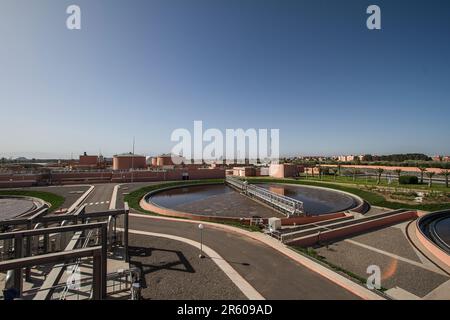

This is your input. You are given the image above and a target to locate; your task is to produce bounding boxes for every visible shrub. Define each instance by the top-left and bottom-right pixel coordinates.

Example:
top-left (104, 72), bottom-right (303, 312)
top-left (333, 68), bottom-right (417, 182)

top-left (398, 175), bottom-right (419, 185)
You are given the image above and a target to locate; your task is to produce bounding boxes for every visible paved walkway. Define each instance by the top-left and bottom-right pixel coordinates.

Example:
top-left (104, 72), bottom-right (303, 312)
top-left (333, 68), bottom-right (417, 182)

top-left (127, 231), bottom-right (257, 300)
top-left (25, 182), bottom-right (377, 299)
top-left (127, 214), bottom-right (363, 300)
top-left (315, 222), bottom-right (450, 299)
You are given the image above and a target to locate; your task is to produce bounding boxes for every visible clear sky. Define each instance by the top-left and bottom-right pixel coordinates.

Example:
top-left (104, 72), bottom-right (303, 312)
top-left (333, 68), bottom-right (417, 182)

top-left (1, 0), bottom-right (449, 159)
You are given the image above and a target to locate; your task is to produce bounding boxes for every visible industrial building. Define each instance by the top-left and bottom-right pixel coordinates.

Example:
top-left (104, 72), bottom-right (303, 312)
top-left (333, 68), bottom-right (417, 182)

top-left (113, 153), bottom-right (147, 171)
top-left (269, 164), bottom-right (299, 178)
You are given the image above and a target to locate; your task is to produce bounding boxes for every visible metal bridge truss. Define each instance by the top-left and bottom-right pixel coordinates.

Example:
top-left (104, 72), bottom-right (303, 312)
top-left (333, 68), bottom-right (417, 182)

top-left (225, 176), bottom-right (304, 217)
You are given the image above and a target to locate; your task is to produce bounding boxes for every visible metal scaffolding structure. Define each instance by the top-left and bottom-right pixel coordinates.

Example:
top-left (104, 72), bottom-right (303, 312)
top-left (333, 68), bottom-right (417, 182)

top-left (225, 176), bottom-right (304, 217)
top-left (0, 203), bottom-right (132, 300)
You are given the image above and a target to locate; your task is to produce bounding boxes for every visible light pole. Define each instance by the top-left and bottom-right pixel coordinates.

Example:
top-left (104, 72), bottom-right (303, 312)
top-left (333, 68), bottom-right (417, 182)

top-left (198, 224), bottom-right (204, 258)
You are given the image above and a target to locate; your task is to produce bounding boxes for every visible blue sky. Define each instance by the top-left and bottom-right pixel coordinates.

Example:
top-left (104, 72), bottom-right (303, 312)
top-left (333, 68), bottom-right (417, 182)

top-left (1, 0), bottom-right (449, 158)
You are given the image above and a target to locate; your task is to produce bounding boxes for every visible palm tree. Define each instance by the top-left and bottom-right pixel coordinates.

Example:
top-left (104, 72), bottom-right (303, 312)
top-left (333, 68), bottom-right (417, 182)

top-left (332, 168), bottom-right (338, 181)
top-left (426, 171), bottom-right (435, 187)
top-left (317, 165), bottom-right (322, 180)
top-left (376, 168), bottom-right (384, 185)
top-left (441, 169), bottom-right (449, 188)
top-left (352, 167), bottom-right (359, 181)
top-left (418, 166), bottom-right (427, 184)
top-left (394, 169), bottom-right (402, 183)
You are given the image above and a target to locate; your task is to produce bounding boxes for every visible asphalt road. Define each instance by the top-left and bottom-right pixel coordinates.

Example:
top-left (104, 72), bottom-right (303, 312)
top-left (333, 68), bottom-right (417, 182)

top-left (129, 233), bottom-right (247, 300)
top-left (82, 183), bottom-right (116, 213)
top-left (127, 215), bottom-right (360, 300)
top-left (87, 181), bottom-right (360, 299)
top-left (29, 182), bottom-right (361, 299)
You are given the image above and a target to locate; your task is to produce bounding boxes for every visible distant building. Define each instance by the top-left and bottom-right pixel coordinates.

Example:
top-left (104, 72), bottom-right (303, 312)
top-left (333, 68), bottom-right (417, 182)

top-left (304, 167), bottom-right (320, 175)
top-left (432, 155), bottom-right (442, 162)
top-left (113, 153), bottom-right (146, 170)
top-left (233, 167), bottom-right (256, 177)
top-left (337, 155), bottom-right (363, 162)
top-left (79, 152), bottom-right (98, 167)
top-left (269, 163), bottom-right (298, 178)
top-left (150, 154), bottom-right (187, 169)
top-left (432, 155), bottom-right (450, 162)
top-left (156, 154), bottom-right (175, 167)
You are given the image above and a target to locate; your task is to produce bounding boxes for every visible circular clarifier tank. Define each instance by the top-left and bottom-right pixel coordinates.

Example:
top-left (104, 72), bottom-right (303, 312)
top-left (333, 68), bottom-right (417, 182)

top-left (258, 183), bottom-right (359, 215)
top-left (434, 216), bottom-right (450, 248)
top-left (147, 183), bottom-right (362, 219)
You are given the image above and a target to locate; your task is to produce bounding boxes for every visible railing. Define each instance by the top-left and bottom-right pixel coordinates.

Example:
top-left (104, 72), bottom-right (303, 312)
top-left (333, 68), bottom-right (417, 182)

top-left (58, 226), bottom-right (99, 300)
top-left (225, 176), bottom-right (304, 216)
top-left (0, 246), bottom-right (105, 300)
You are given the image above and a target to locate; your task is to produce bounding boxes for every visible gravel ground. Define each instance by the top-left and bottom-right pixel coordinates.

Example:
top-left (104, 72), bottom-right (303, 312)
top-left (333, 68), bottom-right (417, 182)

top-left (315, 239), bottom-right (449, 297)
top-left (128, 233), bottom-right (247, 300)
top-left (348, 226), bottom-right (422, 262)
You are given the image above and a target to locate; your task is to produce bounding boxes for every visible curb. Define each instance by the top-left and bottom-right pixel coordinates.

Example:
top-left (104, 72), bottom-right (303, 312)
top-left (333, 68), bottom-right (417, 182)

top-left (124, 228), bottom-right (265, 300)
top-left (67, 185), bottom-right (94, 213)
top-left (129, 212), bottom-right (384, 300)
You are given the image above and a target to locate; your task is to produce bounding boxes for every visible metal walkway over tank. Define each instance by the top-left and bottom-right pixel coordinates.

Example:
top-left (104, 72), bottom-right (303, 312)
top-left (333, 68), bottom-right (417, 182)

top-left (225, 176), bottom-right (304, 217)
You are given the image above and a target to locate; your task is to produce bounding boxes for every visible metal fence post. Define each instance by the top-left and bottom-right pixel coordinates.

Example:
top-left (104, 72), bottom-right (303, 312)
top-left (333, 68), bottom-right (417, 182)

top-left (92, 250), bottom-right (102, 300)
top-left (124, 203), bottom-right (129, 262)
top-left (43, 222), bottom-right (49, 253)
top-left (14, 234), bottom-right (23, 296)
top-left (25, 221), bottom-right (32, 281)
top-left (101, 223), bottom-right (107, 299)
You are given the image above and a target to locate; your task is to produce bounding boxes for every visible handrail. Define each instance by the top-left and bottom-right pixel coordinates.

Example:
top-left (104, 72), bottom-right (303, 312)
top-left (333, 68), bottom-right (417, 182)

top-left (225, 176), bottom-right (304, 216)
top-left (0, 246), bottom-right (101, 270)
top-left (0, 246), bottom-right (104, 300)
top-left (0, 222), bottom-right (107, 240)
top-left (0, 206), bottom-right (127, 228)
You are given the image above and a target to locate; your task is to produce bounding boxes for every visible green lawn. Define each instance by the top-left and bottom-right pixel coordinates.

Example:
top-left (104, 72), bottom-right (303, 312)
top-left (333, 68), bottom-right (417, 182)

top-left (244, 177), bottom-right (450, 212)
top-left (300, 174), bottom-right (449, 192)
top-left (0, 190), bottom-right (65, 212)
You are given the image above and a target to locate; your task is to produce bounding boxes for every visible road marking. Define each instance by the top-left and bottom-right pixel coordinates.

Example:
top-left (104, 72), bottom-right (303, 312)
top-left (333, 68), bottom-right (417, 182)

top-left (100, 201), bottom-right (104, 204)
top-left (124, 228), bottom-right (265, 300)
top-left (67, 185), bottom-right (95, 213)
top-left (129, 213), bottom-right (384, 300)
